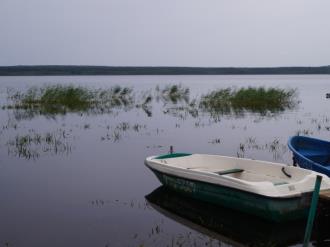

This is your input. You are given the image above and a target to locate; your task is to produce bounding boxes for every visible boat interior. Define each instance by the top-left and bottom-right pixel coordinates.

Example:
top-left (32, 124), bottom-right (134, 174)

top-left (157, 154), bottom-right (314, 185)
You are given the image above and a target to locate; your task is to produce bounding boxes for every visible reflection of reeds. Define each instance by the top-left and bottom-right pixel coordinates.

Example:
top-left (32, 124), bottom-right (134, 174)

top-left (140, 94), bottom-right (153, 117)
top-left (6, 129), bottom-right (72, 160)
top-left (235, 137), bottom-right (288, 161)
top-left (200, 87), bottom-right (297, 117)
top-left (209, 138), bottom-right (221, 144)
top-left (100, 122), bottom-right (146, 142)
top-left (296, 129), bottom-right (313, 136)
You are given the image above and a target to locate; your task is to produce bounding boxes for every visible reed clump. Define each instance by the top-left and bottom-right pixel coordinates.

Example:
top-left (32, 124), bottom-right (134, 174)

top-left (158, 85), bottom-right (190, 104)
top-left (200, 87), bottom-right (297, 115)
top-left (7, 85), bottom-right (134, 115)
top-left (5, 84), bottom-right (298, 120)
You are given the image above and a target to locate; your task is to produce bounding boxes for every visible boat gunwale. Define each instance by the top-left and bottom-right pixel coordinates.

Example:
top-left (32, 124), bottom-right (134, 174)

top-left (146, 153), bottom-right (315, 181)
top-left (148, 156), bottom-right (295, 186)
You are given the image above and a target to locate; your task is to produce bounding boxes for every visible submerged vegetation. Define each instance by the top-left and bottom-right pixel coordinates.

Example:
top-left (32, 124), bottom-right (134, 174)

top-left (200, 87), bottom-right (297, 116)
top-left (235, 137), bottom-right (288, 161)
top-left (6, 129), bottom-right (72, 160)
top-left (4, 84), bottom-right (298, 120)
top-left (100, 122), bottom-right (147, 142)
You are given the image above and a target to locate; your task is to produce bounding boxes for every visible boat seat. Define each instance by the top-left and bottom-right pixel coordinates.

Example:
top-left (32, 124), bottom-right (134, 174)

top-left (216, 168), bottom-right (244, 175)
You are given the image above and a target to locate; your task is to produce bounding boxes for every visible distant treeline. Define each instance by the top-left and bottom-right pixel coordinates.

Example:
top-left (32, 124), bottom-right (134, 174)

top-left (1, 65), bottom-right (330, 76)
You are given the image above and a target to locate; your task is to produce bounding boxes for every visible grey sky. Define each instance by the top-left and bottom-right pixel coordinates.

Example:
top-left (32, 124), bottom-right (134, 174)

top-left (1, 0), bottom-right (330, 67)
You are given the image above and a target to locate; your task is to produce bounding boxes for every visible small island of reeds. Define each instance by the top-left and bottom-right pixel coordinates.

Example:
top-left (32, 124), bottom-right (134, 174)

top-left (6, 85), bottom-right (134, 115)
top-left (3, 84), bottom-right (298, 119)
top-left (200, 87), bottom-right (297, 115)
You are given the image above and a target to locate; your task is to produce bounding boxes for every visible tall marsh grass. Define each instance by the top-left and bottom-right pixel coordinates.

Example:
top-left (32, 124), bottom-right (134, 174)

top-left (200, 87), bottom-right (297, 116)
top-left (5, 84), bottom-right (298, 120)
top-left (7, 85), bottom-right (134, 115)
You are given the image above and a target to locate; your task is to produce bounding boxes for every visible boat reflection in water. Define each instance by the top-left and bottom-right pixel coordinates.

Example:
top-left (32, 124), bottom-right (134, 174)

top-left (146, 186), bottom-right (330, 247)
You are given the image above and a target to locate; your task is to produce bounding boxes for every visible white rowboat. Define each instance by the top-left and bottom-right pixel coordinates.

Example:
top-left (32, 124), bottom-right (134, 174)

top-left (145, 153), bottom-right (330, 221)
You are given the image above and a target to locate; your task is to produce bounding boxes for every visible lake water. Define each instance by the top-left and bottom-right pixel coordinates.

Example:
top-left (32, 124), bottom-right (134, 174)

top-left (1, 75), bottom-right (330, 247)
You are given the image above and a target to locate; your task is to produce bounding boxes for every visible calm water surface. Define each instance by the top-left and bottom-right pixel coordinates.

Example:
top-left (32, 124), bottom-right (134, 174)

top-left (1, 75), bottom-right (330, 247)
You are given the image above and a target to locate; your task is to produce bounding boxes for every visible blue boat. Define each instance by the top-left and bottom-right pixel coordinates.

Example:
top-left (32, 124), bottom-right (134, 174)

top-left (288, 136), bottom-right (330, 176)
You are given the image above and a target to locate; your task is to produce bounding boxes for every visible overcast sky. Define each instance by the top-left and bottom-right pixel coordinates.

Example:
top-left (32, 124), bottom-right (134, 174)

top-left (1, 0), bottom-right (330, 67)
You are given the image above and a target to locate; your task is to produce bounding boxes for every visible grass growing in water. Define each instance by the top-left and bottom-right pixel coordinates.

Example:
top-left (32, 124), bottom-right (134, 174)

top-left (7, 85), bottom-right (134, 116)
top-left (200, 87), bottom-right (297, 116)
top-left (6, 129), bottom-right (72, 160)
top-left (157, 84), bottom-right (199, 119)
top-left (5, 84), bottom-right (298, 121)
top-left (157, 84), bottom-right (190, 104)
top-left (33, 85), bottom-right (91, 109)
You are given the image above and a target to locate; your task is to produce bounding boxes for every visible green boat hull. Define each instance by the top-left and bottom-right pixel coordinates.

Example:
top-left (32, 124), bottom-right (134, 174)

top-left (150, 168), bottom-right (311, 222)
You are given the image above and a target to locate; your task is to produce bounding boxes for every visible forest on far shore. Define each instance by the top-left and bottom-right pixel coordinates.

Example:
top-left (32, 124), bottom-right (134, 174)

top-left (1, 65), bottom-right (330, 76)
